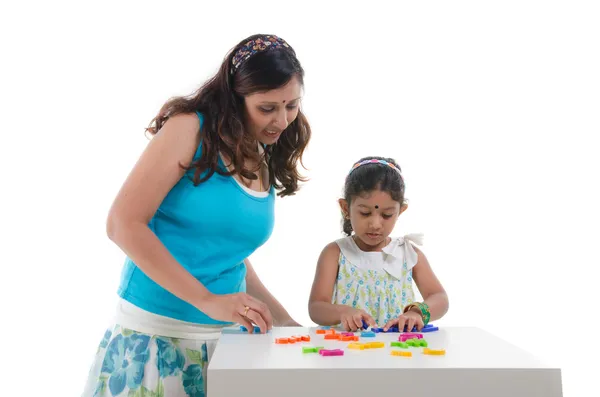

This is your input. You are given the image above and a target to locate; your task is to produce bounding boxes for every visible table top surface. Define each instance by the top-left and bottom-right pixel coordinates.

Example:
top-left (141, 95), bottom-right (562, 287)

top-left (208, 326), bottom-right (557, 371)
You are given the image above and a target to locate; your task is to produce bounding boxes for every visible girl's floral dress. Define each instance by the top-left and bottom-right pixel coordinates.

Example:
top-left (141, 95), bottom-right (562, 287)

top-left (332, 234), bottom-right (424, 326)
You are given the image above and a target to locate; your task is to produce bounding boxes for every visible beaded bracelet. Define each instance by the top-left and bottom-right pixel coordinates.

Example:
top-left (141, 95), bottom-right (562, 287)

top-left (403, 302), bottom-right (431, 325)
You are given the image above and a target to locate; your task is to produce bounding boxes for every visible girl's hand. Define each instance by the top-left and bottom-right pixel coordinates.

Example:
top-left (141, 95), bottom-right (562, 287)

top-left (383, 310), bottom-right (424, 332)
top-left (201, 292), bottom-right (273, 333)
top-left (340, 306), bottom-right (377, 331)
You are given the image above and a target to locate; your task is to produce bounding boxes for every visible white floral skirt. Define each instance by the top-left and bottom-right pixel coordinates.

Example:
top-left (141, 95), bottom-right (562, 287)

top-left (81, 324), bottom-right (217, 397)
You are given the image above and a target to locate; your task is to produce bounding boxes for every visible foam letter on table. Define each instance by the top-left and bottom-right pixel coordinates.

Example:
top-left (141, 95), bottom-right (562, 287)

top-left (319, 349), bottom-right (344, 356)
top-left (399, 333), bottom-right (423, 342)
top-left (391, 350), bottom-right (412, 357)
top-left (423, 348), bottom-right (446, 355)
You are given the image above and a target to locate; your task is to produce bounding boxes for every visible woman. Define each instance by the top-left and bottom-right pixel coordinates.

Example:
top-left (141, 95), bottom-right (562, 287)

top-left (82, 34), bottom-right (310, 397)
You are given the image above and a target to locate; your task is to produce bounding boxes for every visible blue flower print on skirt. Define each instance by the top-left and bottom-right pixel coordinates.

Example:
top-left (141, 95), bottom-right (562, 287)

top-left (82, 324), bottom-right (213, 397)
top-left (182, 364), bottom-right (204, 397)
top-left (156, 337), bottom-right (185, 378)
top-left (100, 330), bottom-right (112, 349)
top-left (101, 333), bottom-right (151, 395)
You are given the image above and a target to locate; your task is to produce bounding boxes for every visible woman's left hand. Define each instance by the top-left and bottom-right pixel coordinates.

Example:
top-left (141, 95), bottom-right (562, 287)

top-left (383, 310), bottom-right (424, 332)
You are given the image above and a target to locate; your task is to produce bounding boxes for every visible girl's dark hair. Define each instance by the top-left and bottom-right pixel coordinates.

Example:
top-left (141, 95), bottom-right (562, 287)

top-left (146, 34), bottom-right (310, 197)
top-left (342, 156), bottom-right (406, 236)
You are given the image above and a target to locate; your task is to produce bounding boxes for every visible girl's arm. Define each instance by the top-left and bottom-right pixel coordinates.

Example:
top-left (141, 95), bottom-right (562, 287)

top-left (409, 246), bottom-right (449, 322)
top-left (308, 243), bottom-right (344, 325)
top-left (107, 113), bottom-right (214, 309)
top-left (245, 259), bottom-right (299, 326)
top-left (308, 242), bottom-right (377, 329)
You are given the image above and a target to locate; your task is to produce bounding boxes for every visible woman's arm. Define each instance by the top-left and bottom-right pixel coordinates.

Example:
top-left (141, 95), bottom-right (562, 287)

top-left (244, 259), bottom-right (299, 326)
top-left (409, 246), bottom-right (449, 322)
top-left (106, 113), bottom-right (272, 330)
top-left (308, 243), bottom-right (348, 325)
top-left (106, 113), bottom-right (212, 311)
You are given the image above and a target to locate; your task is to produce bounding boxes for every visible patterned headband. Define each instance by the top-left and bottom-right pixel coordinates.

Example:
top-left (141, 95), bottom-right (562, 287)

top-left (230, 35), bottom-right (290, 74)
top-left (349, 159), bottom-right (403, 177)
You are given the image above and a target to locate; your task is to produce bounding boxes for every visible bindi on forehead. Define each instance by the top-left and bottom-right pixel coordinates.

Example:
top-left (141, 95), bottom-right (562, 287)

top-left (357, 203), bottom-right (397, 211)
top-left (258, 96), bottom-right (301, 105)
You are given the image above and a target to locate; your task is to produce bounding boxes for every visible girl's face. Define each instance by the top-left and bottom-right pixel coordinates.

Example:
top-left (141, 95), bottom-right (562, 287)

top-left (340, 189), bottom-right (407, 251)
top-left (243, 75), bottom-right (303, 146)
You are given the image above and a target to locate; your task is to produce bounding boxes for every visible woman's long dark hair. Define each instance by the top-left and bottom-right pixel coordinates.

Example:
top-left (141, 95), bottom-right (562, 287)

top-left (146, 34), bottom-right (311, 197)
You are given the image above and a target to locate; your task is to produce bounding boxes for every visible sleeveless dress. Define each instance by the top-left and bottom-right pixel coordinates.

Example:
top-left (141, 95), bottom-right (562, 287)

top-left (81, 112), bottom-right (274, 397)
top-left (332, 234), bottom-right (424, 326)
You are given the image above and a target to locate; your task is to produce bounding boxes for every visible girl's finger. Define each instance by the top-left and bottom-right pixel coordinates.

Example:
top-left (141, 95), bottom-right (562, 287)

top-left (383, 318), bottom-right (398, 331)
top-left (365, 314), bottom-right (378, 328)
top-left (341, 317), bottom-right (351, 332)
top-left (352, 314), bottom-right (363, 331)
top-left (397, 317), bottom-right (408, 332)
top-left (416, 318), bottom-right (424, 331)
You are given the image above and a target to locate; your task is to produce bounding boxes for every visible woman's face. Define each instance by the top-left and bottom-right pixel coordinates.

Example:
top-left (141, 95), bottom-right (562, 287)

top-left (244, 75), bottom-right (303, 145)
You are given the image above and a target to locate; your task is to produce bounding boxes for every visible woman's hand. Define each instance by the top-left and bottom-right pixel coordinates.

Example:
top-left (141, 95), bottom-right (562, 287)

top-left (383, 310), bottom-right (424, 332)
top-left (340, 306), bottom-right (376, 331)
top-left (200, 292), bottom-right (273, 333)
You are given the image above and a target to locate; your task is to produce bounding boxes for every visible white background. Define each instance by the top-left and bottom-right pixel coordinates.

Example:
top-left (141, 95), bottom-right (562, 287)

top-left (1, 1), bottom-right (599, 396)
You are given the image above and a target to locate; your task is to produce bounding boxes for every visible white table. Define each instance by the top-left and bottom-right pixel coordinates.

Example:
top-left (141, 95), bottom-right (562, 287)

top-left (207, 326), bottom-right (562, 397)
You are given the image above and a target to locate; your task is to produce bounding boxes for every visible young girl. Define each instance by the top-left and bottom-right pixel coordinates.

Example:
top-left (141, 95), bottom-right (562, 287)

top-left (308, 156), bottom-right (449, 332)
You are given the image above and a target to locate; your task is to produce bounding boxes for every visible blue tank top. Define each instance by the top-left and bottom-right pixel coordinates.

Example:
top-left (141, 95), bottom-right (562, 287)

top-left (117, 112), bottom-right (275, 324)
